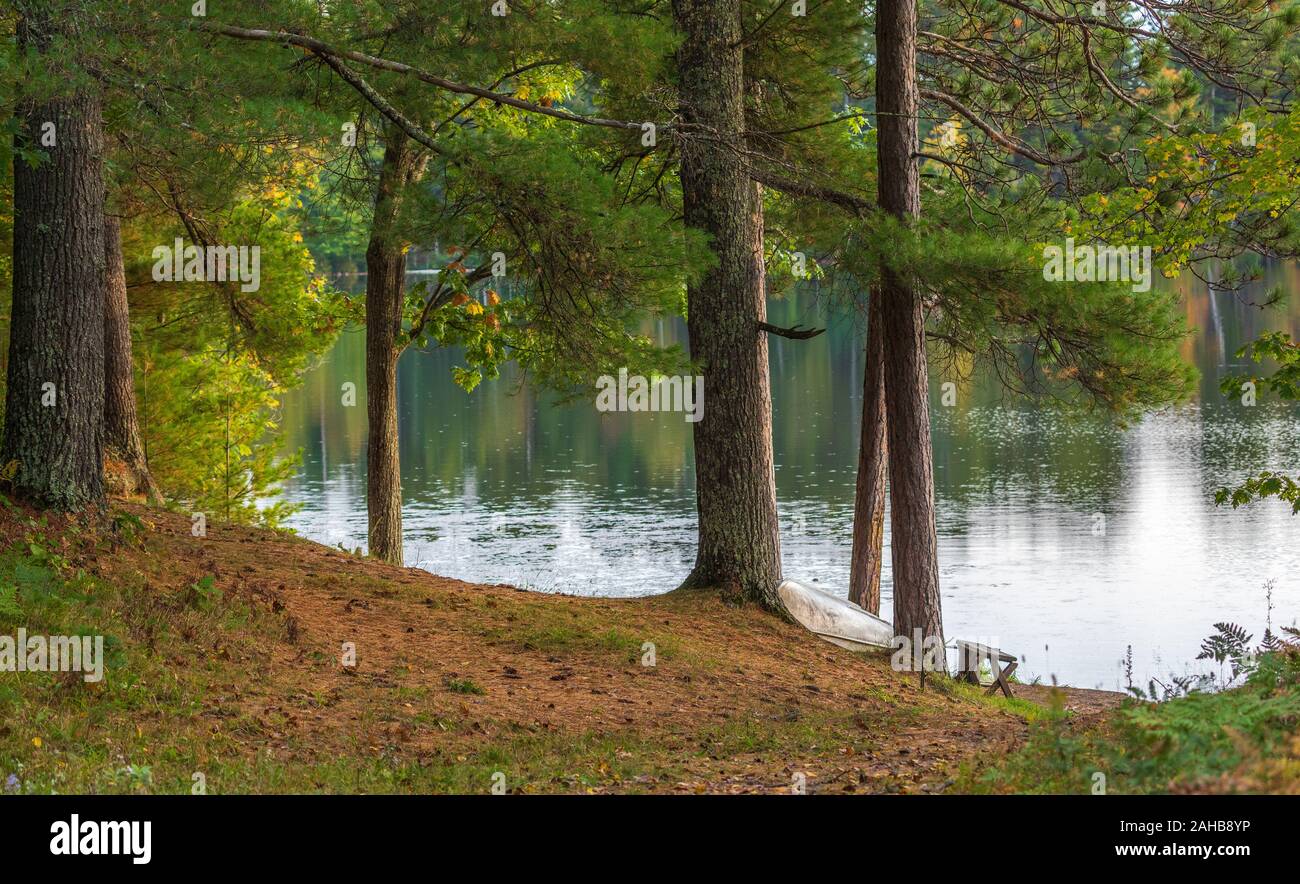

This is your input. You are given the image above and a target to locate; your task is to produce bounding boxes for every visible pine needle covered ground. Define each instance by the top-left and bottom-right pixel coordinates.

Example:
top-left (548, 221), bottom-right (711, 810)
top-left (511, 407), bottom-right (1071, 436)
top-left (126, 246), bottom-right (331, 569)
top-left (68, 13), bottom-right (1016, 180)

top-left (8, 499), bottom-right (1291, 795)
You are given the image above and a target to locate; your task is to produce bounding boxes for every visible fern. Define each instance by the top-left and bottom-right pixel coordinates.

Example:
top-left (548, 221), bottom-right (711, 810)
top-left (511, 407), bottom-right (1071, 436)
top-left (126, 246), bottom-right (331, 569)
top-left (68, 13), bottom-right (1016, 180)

top-left (0, 582), bottom-right (21, 625)
top-left (1191, 616), bottom-right (1300, 692)
top-left (1197, 621), bottom-right (1252, 667)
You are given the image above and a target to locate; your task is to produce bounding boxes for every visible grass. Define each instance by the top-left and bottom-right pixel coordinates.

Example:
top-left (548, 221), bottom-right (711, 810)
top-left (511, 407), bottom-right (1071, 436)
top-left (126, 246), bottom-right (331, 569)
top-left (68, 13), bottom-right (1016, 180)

top-left (477, 601), bottom-right (683, 664)
top-left (927, 674), bottom-right (1057, 723)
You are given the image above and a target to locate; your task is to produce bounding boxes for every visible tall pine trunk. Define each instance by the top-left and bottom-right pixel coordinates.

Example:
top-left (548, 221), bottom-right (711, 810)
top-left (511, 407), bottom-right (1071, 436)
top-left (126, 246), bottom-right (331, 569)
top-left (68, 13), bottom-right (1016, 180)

top-left (3, 7), bottom-right (106, 510)
top-left (876, 0), bottom-right (945, 658)
top-left (673, 0), bottom-right (783, 609)
top-left (848, 289), bottom-right (887, 614)
top-left (365, 132), bottom-right (420, 564)
top-left (103, 213), bottom-right (161, 503)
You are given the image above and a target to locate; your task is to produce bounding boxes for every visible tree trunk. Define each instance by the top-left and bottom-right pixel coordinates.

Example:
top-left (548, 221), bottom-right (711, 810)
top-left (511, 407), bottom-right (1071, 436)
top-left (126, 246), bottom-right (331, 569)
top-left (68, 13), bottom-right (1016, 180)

top-left (673, 0), bottom-right (783, 610)
top-left (2, 8), bottom-right (106, 510)
top-left (103, 213), bottom-right (162, 503)
top-left (848, 289), bottom-right (887, 615)
top-left (365, 132), bottom-right (421, 564)
top-left (876, 0), bottom-right (945, 660)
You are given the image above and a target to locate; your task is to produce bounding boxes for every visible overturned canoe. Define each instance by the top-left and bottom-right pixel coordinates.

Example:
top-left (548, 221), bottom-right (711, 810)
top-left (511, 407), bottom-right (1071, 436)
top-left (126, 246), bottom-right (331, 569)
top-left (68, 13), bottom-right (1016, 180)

top-left (777, 578), bottom-right (894, 652)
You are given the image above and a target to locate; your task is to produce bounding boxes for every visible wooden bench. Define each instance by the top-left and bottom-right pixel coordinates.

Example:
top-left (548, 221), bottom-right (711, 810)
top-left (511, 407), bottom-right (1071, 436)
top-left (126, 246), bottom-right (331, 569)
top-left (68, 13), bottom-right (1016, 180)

top-left (953, 640), bottom-right (1018, 698)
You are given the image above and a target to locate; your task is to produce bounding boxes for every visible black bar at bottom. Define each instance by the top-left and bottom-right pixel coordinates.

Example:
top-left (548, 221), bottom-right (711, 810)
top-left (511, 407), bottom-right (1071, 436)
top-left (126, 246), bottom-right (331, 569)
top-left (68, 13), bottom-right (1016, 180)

top-left (0, 794), bottom-right (1279, 869)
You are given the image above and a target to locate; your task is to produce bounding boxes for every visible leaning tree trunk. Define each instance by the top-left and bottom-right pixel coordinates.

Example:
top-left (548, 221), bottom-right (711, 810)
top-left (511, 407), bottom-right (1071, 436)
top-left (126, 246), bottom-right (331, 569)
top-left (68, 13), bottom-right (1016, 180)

top-left (103, 213), bottom-right (162, 503)
top-left (673, 0), bottom-right (783, 609)
top-left (848, 289), bottom-right (887, 615)
top-left (364, 132), bottom-right (421, 565)
top-left (3, 8), bottom-right (106, 510)
top-left (877, 0), bottom-right (945, 662)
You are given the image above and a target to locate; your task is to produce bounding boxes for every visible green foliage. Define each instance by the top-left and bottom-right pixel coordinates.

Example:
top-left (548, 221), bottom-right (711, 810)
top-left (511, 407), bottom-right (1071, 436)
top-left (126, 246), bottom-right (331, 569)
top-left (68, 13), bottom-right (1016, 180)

top-left (1218, 471), bottom-right (1300, 513)
top-left (970, 643), bottom-right (1300, 793)
top-left (109, 512), bottom-right (146, 545)
top-left (1226, 331), bottom-right (1300, 401)
top-left (123, 189), bottom-right (344, 526)
top-left (0, 124), bottom-right (12, 436)
top-left (842, 1), bottom-right (1300, 423)
top-left (136, 339), bottom-right (303, 527)
top-left (1217, 331), bottom-right (1300, 512)
top-left (0, 0), bottom-right (348, 526)
top-left (836, 204), bottom-right (1197, 416)
top-left (226, 0), bottom-right (716, 404)
top-left (1075, 109), bottom-right (1300, 281)
top-left (1115, 678), bottom-right (1300, 784)
top-left (1196, 616), bottom-right (1300, 690)
top-left (185, 576), bottom-right (222, 612)
top-left (434, 128), bottom-right (709, 393)
top-left (970, 598), bottom-right (1300, 794)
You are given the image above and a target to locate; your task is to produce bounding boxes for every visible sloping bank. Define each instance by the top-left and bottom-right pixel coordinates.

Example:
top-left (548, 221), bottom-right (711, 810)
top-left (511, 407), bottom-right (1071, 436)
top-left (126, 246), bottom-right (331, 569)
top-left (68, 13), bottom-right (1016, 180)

top-left (0, 499), bottom-right (1178, 795)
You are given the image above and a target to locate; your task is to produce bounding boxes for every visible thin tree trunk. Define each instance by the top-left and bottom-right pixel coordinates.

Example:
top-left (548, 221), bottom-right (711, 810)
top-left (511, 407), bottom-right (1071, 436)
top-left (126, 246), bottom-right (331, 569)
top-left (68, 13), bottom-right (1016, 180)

top-left (365, 131), bottom-right (421, 564)
top-left (673, 0), bottom-right (783, 609)
top-left (103, 213), bottom-right (162, 504)
top-left (3, 6), bottom-right (106, 510)
top-left (848, 289), bottom-right (887, 614)
top-left (876, 0), bottom-right (945, 661)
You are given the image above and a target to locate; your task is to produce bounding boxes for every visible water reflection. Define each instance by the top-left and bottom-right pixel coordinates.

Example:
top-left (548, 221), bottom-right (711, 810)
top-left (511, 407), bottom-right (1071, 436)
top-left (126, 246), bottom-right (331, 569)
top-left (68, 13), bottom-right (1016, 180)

top-left (277, 268), bottom-right (1300, 689)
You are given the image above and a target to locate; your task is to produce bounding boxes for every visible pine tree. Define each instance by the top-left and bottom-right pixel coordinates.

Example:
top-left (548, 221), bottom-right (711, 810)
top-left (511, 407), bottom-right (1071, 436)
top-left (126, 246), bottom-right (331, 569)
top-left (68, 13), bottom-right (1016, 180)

top-left (3, 1), bottom-right (107, 510)
top-left (838, 0), bottom-right (1300, 640)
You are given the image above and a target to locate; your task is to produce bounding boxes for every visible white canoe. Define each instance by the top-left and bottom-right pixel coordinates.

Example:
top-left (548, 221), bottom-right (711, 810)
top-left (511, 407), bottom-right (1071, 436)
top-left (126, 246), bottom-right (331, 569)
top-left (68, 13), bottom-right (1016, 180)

top-left (777, 578), bottom-right (894, 652)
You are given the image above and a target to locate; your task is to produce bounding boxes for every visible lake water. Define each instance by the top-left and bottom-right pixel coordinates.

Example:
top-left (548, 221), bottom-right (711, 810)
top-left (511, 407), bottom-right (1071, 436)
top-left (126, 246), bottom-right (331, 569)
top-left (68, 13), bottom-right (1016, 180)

top-left (276, 268), bottom-right (1300, 690)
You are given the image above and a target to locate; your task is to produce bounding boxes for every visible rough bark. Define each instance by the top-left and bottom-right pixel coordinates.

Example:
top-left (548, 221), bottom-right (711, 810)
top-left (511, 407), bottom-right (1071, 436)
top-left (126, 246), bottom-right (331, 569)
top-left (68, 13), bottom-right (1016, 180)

top-left (365, 132), bottom-right (422, 564)
top-left (2, 8), bottom-right (106, 510)
top-left (672, 0), bottom-right (783, 609)
top-left (848, 289), bottom-right (887, 615)
top-left (877, 0), bottom-right (945, 659)
top-left (103, 213), bottom-right (162, 503)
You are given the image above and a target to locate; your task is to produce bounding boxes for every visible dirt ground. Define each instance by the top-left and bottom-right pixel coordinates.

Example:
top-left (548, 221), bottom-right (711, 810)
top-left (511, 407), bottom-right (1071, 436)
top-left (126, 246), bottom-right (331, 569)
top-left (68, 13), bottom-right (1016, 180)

top-left (1010, 683), bottom-right (1127, 714)
top-left (1, 501), bottom-right (1128, 794)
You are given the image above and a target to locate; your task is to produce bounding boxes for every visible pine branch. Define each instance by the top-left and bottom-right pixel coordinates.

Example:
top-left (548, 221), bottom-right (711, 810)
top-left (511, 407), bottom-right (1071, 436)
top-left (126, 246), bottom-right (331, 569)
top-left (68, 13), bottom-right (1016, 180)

top-left (750, 168), bottom-right (877, 217)
top-left (920, 88), bottom-right (1085, 167)
top-left (196, 23), bottom-right (664, 136)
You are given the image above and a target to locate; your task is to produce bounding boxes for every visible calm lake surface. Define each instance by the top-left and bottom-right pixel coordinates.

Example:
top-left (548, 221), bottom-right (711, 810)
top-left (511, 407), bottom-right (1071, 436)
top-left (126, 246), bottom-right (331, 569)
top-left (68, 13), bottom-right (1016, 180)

top-left (276, 268), bottom-right (1300, 690)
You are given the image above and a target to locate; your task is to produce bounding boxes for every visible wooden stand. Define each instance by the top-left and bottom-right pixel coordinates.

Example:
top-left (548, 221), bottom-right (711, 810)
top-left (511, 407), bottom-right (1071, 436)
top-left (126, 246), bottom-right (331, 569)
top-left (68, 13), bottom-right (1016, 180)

top-left (953, 640), bottom-right (1018, 698)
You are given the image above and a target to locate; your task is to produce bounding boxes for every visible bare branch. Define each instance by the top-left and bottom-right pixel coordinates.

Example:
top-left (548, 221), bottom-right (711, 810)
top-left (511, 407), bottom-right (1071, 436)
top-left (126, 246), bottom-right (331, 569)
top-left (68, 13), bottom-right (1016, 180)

top-left (758, 321), bottom-right (826, 340)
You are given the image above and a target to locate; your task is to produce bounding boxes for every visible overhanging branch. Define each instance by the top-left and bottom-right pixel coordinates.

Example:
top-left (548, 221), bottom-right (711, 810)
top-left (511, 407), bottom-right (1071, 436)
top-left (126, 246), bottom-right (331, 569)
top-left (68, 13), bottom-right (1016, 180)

top-left (921, 88), bottom-right (1085, 167)
top-left (197, 23), bottom-right (659, 136)
top-left (751, 168), bottom-right (876, 217)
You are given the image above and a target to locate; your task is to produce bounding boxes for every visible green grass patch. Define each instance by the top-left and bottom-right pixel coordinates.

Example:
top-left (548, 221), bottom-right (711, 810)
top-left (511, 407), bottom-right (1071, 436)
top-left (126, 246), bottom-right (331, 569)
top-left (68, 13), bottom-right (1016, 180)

top-left (928, 675), bottom-right (1057, 722)
top-left (480, 603), bottom-right (682, 664)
